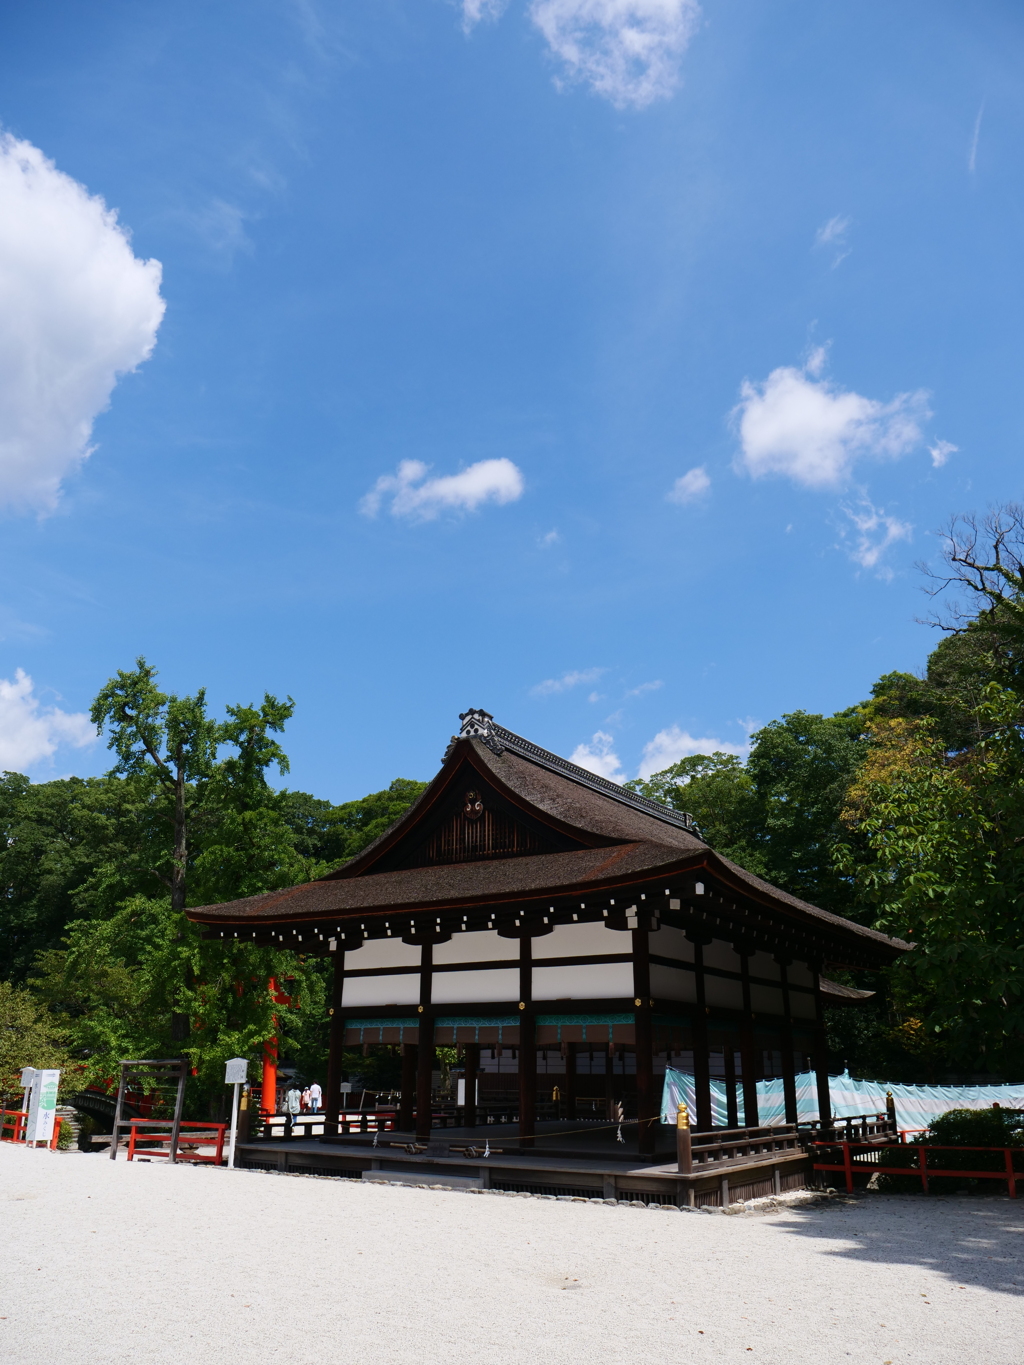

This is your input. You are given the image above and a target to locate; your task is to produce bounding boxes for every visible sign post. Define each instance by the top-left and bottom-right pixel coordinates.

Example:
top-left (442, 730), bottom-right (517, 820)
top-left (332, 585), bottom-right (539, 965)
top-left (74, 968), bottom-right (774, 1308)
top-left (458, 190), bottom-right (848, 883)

top-left (25, 1069), bottom-right (60, 1147)
top-left (225, 1058), bottom-right (249, 1169)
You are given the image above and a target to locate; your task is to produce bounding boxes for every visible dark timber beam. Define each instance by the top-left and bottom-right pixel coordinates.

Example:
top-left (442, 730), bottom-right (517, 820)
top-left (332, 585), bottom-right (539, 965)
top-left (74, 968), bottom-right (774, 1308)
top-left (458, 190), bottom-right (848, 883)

top-left (813, 966), bottom-right (832, 1128)
top-left (739, 950), bottom-right (759, 1128)
top-left (324, 947), bottom-right (346, 1138)
top-left (518, 935), bottom-right (536, 1145)
top-left (415, 944), bottom-right (434, 1140)
top-left (399, 1043), bottom-right (417, 1132)
top-left (779, 960), bottom-right (799, 1125)
top-left (691, 938), bottom-right (713, 1132)
top-left (632, 923), bottom-right (656, 1159)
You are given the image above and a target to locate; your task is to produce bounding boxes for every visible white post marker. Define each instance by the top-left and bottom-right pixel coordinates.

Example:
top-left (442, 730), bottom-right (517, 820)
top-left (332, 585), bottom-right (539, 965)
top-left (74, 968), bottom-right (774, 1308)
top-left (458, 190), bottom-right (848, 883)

top-left (19, 1068), bottom-right (36, 1143)
top-left (225, 1058), bottom-right (249, 1169)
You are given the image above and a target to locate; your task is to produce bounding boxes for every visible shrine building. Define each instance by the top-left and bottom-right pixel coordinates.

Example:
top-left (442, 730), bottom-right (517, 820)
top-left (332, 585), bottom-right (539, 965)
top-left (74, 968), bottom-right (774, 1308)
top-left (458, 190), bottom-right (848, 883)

top-left (187, 709), bottom-right (908, 1160)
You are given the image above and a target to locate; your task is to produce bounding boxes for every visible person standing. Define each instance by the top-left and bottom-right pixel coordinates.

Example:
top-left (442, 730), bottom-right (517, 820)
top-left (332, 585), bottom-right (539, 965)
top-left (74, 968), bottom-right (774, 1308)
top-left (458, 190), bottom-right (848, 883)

top-left (284, 1082), bottom-right (302, 1139)
top-left (308, 1080), bottom-right (323, 1114)
top-left (300, 1086), bottom-right (311, 1113)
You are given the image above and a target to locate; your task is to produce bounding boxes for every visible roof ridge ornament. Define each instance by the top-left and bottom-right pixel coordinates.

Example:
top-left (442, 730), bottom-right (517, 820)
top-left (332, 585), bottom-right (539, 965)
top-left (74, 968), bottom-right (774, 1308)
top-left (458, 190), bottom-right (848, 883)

top-left (444, 708), bottom-right (505, 759)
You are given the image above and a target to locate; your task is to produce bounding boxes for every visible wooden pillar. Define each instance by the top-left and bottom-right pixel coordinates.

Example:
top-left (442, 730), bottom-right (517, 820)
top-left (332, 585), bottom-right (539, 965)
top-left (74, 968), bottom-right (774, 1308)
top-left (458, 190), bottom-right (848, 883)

top-left (632, 923), bottom-right (656, 1159)
top-left (739, 951), bottom-right (759, 1128)
top-left (779, 961), bottom-right (798, 1126)
top-left (724, 1036), bottom-right (739, 1129)
top-left (812, 965), bottom-right (832, 1129)
top-left (416, 943), bottom-right (434, 1140)
top-left (399, 1043), bottom-right (417, 1132)
top-left (564, 1043), bottom-right (577, 1119)
top-left (692, 940), bottom-right (713, 1131)
top-left (324, 948), bottom-right (346, 1137)
top-left (464, 1043), bottom-right (479, 1129)
top-left (518, 936), bottom-right (536, 1144)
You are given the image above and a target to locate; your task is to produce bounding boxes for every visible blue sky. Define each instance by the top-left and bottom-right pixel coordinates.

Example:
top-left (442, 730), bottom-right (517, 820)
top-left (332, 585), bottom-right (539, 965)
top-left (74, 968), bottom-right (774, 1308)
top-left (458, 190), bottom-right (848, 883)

top-left (0, 0), bottom-right (1021, 798)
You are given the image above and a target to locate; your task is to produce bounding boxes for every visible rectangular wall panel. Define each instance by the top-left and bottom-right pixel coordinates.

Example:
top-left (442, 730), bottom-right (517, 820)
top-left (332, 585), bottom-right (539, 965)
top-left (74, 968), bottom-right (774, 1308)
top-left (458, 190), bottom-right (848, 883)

top-left (750, 984), bottom-right (784, 1017)
top-left (531, 962), bottom-right (633, 1001)
top-left (704, 975), bottom-right (743, 1010)
top-left (430, 967), bottom-right (520, 1005)
top-left (704, 939), bottom-right (742, 974)
top-left (749, 950), bottom-right (781, 983)
top-left (789, 962), bottom-right (814, 988)
top-left (651, 963), bottom-right (697, 1003)
top-left (534, 921), bottom-right (617, 959)
top-left (650, 924), bottom-right (694, 963)
top-left (790, 990), bottom-right (816, 1019)
top-left (342, 973), bottom-right (420, 1007)
top-left (346, 938), bottom-right (421, 971)
top-left (434, 930), bottom-right (518, 965)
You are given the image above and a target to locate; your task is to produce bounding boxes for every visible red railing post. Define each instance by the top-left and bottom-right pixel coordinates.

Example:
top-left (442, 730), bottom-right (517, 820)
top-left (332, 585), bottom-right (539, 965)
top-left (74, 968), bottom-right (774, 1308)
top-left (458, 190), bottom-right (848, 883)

top-left (842, 1142), bottom-right (854, 1194)
top-left (1005, 1148), bottom-right (1017, 1200)
top-left (918, 1145), bottom-right (929, 1194)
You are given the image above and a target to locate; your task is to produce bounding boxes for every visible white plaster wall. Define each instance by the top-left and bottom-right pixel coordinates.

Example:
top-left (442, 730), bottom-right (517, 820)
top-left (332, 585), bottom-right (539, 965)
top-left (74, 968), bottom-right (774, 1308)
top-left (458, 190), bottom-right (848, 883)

top-left (347, 938), bottom-right (421, 971)
top-left (650, 925), bottom-right (694, 963)
top-left (790, 990), bottom-right (817, 1019)
top-left (434, 930), bottom-right (517, 965)
top-left (704, 939), bottom-right (742, 973)
top-left (650, 963), bottom-right (697, 1003)
top-left (749, 950), bottom-right (780, 982)
top-left (750, 984), bottom-right (784, 1016)
top-left (789, 962), bottom-right (815, 988)
top-left (430, 967), bottom-right (520, 1004)
top-left (704, 975), bottom-right (743, 1010)
top-left (342, 973), bottom-right (419, 1007)
top-left (531, 962), bottom-right (633, 1001)
top-left (533, 920), bottom-right (619, 959)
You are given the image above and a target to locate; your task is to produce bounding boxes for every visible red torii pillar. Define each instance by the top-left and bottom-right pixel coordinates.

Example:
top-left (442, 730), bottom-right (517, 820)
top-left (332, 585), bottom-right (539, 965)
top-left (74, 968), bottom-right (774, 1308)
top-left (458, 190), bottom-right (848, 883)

top-left (260, 978), bottom-right (292, 1115)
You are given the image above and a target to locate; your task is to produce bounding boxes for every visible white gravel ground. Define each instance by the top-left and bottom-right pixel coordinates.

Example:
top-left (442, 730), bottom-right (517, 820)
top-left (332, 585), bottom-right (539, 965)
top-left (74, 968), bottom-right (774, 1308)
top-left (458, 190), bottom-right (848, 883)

top-left (2, 1143), bottom-right (1022, 1365)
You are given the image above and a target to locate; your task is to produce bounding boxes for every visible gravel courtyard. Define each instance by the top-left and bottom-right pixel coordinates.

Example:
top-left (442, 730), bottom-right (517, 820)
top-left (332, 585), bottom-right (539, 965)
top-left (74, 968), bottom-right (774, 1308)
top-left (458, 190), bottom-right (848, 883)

top-left (2, 1143), bottom-right (1021, 1365)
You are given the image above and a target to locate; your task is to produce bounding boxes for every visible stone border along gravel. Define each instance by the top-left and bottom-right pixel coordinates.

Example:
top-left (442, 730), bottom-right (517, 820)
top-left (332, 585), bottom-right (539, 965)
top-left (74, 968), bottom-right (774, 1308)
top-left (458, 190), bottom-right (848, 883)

top-left (222, 1164), bottom-right (841, 1216)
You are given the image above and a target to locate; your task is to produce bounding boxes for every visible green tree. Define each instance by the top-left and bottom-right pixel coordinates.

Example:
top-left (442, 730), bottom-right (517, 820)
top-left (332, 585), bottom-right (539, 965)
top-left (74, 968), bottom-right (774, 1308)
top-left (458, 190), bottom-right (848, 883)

top-left (277, 778), bottom-right (428, 868)
top-left (31, 895), bottom-right (323, 1113)
top-left (630, 713), bottom-right (867, 914)
top-left (837, 698), bottom-right (1024, 1072)
top-left (627, 754), bottom-right (765, 874)
top-left (90, 659), bottom-right (219, 915)
top-left (0, 980), bottom-right (72, 1101)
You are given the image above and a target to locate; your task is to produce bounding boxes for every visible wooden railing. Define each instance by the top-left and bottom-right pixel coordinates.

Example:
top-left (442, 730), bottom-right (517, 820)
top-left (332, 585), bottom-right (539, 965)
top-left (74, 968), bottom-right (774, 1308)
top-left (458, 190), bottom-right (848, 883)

top-left (812, 1140), bottom-right (1023, 1196)
top-left (126, 1119), bottom-right (226, 1164)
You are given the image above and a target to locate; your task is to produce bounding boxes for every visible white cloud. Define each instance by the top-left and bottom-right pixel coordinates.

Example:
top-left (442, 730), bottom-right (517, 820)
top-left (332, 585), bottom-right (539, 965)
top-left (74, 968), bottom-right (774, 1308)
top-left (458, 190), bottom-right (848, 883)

top-left (839, 499), bottom-right (912, 575)
top-left (637, 724), bottom-right (746, 779)
top-left (0, 135), bottom-right (165, 514)
top-left (814, 215), bottom-right (850, 267)
top-left (625, 679), bottom-right (662, 697)
top-left (969, 103), bottom-right (984, 174)
top-left (815, 215), bottom-right (849, 247)
top-left (733, 354), bottom-right (930, 489)
top-left (0, 668), bottom-right (96, 771)
top-left (929, 439), bottom-right (957, 468)
top-left (531, 667), bottom-right (605, 696)
top-left (666, 466), bottom-right (710, 504)
top-left (360, 457), bottom-right (524, 521)
top-left (528, 0), bottom-right (702, 108)
top-left (461, 0), bottom-right (509, 29)
top-left (571, 730), bottom-right (624, 781)
top-left (538, 528), bottom-right (560, 547)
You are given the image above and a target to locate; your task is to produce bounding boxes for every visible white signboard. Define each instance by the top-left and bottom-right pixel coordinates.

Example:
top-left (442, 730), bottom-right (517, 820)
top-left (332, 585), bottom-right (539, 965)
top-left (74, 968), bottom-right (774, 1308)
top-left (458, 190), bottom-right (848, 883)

top-left (224, 1057), bottom-right (249, 1085)
top-left (25, 1069), bottom-right (60, 1143)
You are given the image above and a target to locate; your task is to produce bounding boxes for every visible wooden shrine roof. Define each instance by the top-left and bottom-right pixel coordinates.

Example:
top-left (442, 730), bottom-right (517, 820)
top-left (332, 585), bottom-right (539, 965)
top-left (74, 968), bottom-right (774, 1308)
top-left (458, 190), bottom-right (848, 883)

top-left (185, 709), bottom-right (910, 967)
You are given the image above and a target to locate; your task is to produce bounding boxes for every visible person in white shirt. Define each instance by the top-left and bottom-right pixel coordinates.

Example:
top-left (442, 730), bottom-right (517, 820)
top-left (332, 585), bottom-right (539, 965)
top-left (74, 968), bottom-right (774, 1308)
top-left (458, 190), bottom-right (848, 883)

top-left (308, 1080), bottom-right (323, 1114)
top-left (284, 1083), bottom-right (302, 1138)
